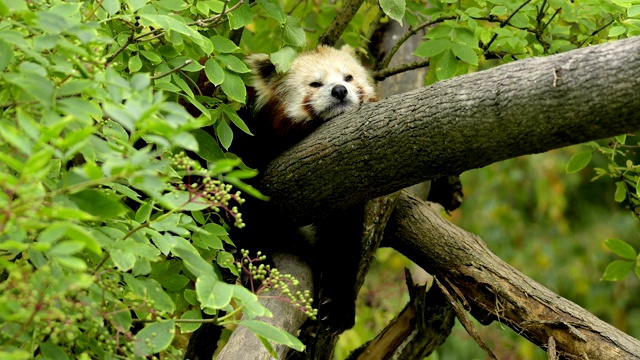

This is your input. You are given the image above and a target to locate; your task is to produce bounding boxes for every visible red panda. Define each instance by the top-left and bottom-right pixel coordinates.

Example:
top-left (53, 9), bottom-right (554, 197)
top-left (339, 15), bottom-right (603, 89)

top-left (230, 45), bottom-right (377, 333)
top-left (235, 45), bottom-right (377, 169)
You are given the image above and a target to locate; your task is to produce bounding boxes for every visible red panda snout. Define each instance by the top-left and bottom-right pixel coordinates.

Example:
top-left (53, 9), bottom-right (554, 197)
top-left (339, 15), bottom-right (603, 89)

top-left (331, 85), bottom-right (348, 101)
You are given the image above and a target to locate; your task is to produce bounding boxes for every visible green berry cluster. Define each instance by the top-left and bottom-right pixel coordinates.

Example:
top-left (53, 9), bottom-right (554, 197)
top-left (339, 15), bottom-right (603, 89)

top-left (170, 152), bottom-right (246, 228)
top-left (235, 250), bottom-right (317, 320)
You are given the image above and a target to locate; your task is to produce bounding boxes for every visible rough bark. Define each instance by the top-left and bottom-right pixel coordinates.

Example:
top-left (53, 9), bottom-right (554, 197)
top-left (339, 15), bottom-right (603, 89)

top-left (261, 36), bottom-right (640, 223)
top-left (385, 191), bottom-right (640, 359)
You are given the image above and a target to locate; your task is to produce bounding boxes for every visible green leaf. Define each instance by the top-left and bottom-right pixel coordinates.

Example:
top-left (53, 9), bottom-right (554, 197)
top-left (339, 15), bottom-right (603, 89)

top-left (257, 335), bottom-right (278, 358)
top-left (233, 286), bottom-right (271, 317)
top-left (614, 181), bottom-right (627, 203)
top-left (197, 273), bottom-right (234, 309)
top-left (604, 239), bottom-right (637, 260)
top-left (111, 248), bottom-right (136, 271)
top-left (133, 320), bottom-right (176, 356)
top-left (220, 70), bottom-right (247, 104)
top-left (39, 340), bottom-right (70, 360)
top-left (172, 238), bottom-right (215, 278)
top-left (270, 46), bottom-right (297, 73)
top-left (216, 250), bottom-right (235, 268)
top-left (601, 260), bottom-right (634, 281)
top-left (102, 0), bottom-right (120, 15)
top-left (413, 39), bottom-right (451, 58)
top-left (609, 25), bottom-right (627, 37)
top-left (379, 0), bottom-right (406, 24)
top-left (137, 14), bottom-right (212, 53)
top-left (22, 147), bottom-right (54, 180)
top-left (615, 134), bottom-right (626, 145)
top-left (204, 58), bottom-right (224, 86)
top-left (56, 256), bottom-right (88, 270)
top-left (160, 191), bottom-right (212, 211)
top-left (48, 240), bottom-right (85, 256)
top-left (283, 16), bottom-right (306, 47)
top-left (210, 35), bottom-right (239, 53)
top-left (68, 189), bottom-right (127, 219)
top-left (452, 27), bottom-right (477, 47)
top-left (435, 49), bottom-right (457, 80)
top-left (0, 39), bottom-right (12, 71)
top-left (142, 278), bottom-right (175, 313)
top-left (140, 50), bottom-right (162, 63)
top-left (258, 0), bottom-right (286, 24)
top-left (4, 72), bottom-right (55, 106)
top-left (490, 5), bottom-right (508, 16)
top-left (221, 104), bottom-right (252, 135)
top-left (451, 43), bottom-right (478, 66)
top-left (426, 24), bottom-right (452, 39)
top-left (239, 320), bottom-right (305, 352)
top-left (228, 2), bottom-right (254, 29)
top-left (565, 150), bottom-right (592, 173)
top-left (216, 54), bottom-right (250, 73)
top-left (192, 128), bottom-right (225, 162)
top-left (136, 201), bottom-right (153, 223)
top-left (65, 224), bottom-right (102, 255)
top-left (216, 116), bottom-right (234, 150)
top-left (178, 309), bottom-right (203, 333)
top-left (630, 5), bottom-right (640, 17)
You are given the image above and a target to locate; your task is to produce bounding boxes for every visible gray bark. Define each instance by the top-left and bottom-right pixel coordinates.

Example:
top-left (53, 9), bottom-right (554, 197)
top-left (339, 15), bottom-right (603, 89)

top-left (261, 36), bottom-right (640, 223)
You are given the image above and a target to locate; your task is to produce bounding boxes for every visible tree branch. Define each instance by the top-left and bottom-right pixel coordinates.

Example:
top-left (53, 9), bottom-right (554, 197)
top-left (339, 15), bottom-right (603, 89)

top-left (385, 191), bottom-right (640, 359)
top-left (260, 36), bottom-right (640, 223)
top-left (318, 0), bottom-right (366, 46)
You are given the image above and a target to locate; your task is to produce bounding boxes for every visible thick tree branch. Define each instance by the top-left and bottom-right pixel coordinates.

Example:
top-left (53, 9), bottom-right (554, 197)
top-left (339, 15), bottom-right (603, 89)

top-left (385, 191), bottom-right (640, 359)
top-left (260, 36), bottom-right (640, 223)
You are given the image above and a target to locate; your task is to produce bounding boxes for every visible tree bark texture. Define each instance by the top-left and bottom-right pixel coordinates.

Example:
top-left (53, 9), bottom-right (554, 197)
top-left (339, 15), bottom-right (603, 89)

top-left (385, 190), bottom-right (640, 359)
top-left (261, 36), bottom-right (640, 223)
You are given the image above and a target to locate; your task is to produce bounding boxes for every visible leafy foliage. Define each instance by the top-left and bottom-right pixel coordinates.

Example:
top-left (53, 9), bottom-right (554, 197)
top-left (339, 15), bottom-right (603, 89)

top-left (567, 135), bottom-right (640, 282)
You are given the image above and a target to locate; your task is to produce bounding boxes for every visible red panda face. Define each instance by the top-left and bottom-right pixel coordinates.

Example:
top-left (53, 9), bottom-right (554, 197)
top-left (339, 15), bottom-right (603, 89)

top-left (248, 45), bottom-right (377, 125)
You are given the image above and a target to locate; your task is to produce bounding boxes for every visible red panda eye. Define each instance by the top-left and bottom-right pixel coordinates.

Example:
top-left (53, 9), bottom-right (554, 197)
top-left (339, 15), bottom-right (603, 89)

top-left (344, 75), bottom-right (353, 82)
top-left (309, 82), bottom-right (323, 88)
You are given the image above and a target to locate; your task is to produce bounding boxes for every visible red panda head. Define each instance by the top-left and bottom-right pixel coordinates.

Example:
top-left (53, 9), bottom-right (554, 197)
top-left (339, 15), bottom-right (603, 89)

top-left (247, 45), bottom-right (377, 126)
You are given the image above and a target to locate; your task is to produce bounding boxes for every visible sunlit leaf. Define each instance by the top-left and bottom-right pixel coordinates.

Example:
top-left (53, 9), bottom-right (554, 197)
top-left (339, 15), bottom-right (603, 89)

top-left (601, 260), bottom-right (634, 281)
top-left (565, 151), bottom-right (592, 173)
top-left (604, 239), bottom-right (637, 260)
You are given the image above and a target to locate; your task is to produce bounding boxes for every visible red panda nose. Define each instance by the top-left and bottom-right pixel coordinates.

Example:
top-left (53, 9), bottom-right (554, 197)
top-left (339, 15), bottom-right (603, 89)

top-left (331, 85), bottom-right (348, 101)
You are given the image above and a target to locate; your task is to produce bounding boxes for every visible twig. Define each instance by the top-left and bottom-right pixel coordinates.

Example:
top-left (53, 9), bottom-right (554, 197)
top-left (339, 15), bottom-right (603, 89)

top-left (483, 0), bottom-right (534, 52)
top-left (150, 59), bottom-right (193, 80)
top-left (374, 59), bottom-right (430, 81)
top-left (377, 16), bottom-right (457, 71)
top-left (434, 277), bottom-right (498, 360)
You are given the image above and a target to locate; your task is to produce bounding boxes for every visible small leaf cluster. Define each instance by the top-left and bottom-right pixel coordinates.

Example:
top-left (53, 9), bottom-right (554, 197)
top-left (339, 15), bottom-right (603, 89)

top-left (566, 134), bottom-right (640, 282)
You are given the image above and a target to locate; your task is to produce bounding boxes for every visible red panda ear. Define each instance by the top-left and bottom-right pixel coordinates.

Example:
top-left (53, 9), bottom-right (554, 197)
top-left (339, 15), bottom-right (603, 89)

top-left (339, 44), bottom-right (357, 58)
top-left (246, 54), bottom-right (277, 89)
